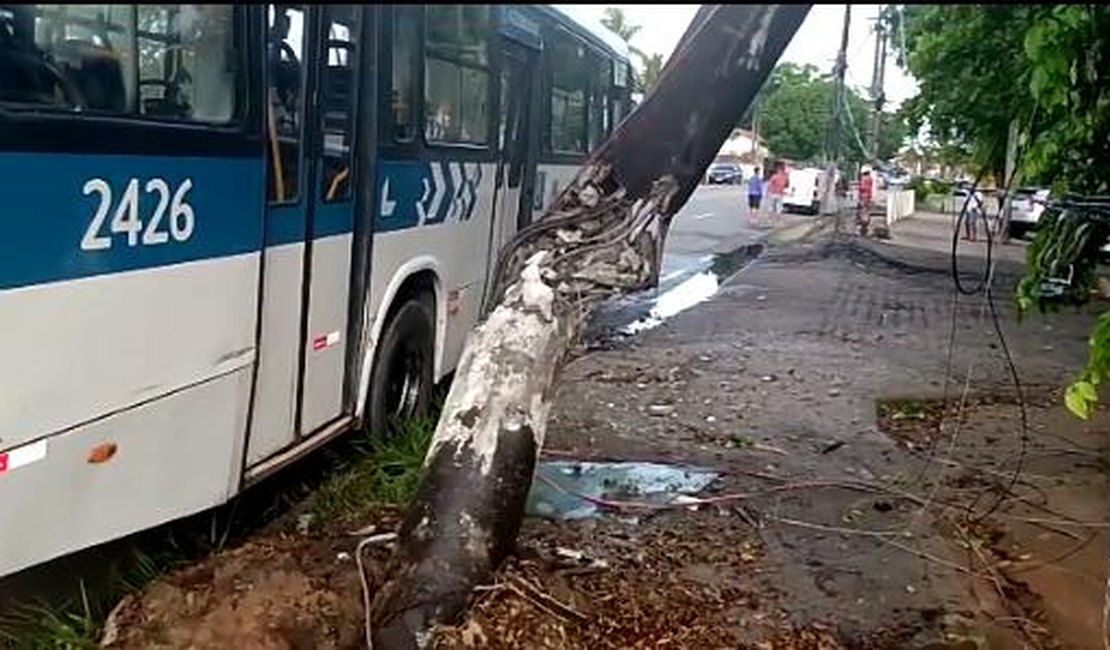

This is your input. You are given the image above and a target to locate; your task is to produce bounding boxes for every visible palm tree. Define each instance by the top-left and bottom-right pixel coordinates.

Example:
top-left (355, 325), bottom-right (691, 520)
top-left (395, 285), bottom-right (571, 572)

top-left (600, 7), bottom-right (668, 94)
top-left (638, 52), bottom-right (665, 92)
top-left (601, 7), bottom-right (641, 43)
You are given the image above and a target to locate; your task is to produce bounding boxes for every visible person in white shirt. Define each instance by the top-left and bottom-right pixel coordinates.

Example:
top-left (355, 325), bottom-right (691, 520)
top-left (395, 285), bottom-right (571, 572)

top-left (963, 188), bottom-right (984, 242)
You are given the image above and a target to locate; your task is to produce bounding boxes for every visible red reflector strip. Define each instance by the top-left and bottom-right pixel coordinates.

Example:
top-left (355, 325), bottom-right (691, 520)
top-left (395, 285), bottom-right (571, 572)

top-left (0, 439), bottom-right (47, 476)
top-left (312, 331), bottom-right (341, 351)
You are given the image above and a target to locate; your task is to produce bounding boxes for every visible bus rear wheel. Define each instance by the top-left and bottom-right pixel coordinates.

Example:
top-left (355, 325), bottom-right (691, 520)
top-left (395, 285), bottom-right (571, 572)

top-left (367, 294), bottom-right (435, 437)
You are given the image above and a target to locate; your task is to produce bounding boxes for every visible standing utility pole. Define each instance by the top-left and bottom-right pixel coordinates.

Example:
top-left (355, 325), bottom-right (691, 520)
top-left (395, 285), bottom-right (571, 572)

top-left (869, 7), bottom-right (888, 162)
top-left (822, 5), bottom-right (851, 215)
top-left (751, 96), bottom-right (761, 160)
top-left (824, 5), bottom-right (851, 166)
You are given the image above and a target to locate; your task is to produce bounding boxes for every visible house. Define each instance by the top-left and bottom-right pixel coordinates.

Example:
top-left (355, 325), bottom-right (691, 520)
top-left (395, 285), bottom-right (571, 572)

top-left (716, 128), bottom-right (769, 165)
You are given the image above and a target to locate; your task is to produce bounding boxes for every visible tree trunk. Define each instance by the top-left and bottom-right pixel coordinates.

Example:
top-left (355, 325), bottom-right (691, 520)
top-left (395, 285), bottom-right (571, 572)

top-left (368, 6), bottom-right (810, 648)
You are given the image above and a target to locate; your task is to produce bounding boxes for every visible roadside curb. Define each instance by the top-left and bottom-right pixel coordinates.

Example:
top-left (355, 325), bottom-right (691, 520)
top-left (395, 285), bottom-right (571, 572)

top-left (764, 215), bottom-right (832, 246)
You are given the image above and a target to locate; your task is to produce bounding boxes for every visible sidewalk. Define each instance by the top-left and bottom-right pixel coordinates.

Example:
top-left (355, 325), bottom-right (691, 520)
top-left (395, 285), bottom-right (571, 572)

top-left (877, 210), bottom-right (1030, 267)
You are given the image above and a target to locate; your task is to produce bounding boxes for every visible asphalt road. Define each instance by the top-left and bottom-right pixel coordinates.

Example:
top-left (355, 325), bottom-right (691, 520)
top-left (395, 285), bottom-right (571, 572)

top-left (660, 183), bottom-right (762, 283)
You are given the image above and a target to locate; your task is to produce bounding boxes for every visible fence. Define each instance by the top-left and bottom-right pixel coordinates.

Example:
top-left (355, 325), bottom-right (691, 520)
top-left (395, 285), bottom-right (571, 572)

top-left (884, 189), bottom-right (916, 227)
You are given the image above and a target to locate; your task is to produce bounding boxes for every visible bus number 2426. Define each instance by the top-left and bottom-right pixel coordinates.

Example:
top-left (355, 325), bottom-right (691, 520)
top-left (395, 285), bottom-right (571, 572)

top-left (81, 178), bottom-right (195, 251)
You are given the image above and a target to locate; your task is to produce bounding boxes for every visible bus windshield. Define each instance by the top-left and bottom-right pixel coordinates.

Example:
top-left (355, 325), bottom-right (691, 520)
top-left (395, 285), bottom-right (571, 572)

top-left (0, 4), bottom-right (237, 122)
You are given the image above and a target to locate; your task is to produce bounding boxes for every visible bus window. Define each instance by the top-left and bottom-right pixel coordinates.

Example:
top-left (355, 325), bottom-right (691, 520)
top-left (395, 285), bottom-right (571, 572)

top-left (586, 50), bottom-right (607, 151)
top-left (390, 6), bottom-right (418, 142)
top-left (0, 4), bottom-right (235, 122)
top-left (549, 31), bottom-right (585, 154)
top-left (424, 5), bottom-right (489, 145)
top-left (610, 59), bottom-right (629, 133)
top-left (320, 6), bottom-right (357, 202)
top-left (266, 4), bottom-right (304, 203)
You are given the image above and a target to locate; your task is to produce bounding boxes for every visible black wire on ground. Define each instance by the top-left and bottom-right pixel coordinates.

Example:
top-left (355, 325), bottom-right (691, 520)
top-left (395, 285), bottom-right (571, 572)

top-left (948, 169), bottom-right (993, 296)
top-left (943, 144), bottom-right (1032, 526)
top-left (967, 273), bottom-right (1030, 525)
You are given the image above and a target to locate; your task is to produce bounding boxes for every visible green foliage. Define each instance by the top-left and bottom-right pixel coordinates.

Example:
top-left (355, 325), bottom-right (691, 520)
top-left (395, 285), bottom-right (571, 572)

top-left (907, 176), bottom-right (950, 201)
top-left (306, 415), bottom-right (436, 524)
top-left (904, 3), bottom-right (1110, 419)
top-left (0, 583), bottom-right (99, 649)
top-left (900, 5), bottom-right (1033, 177)
top-left (600, 7), bottom-right (663, 95)
top-left (600, 7), bottom-right (640, 43)
top-left (752, 62), bottom-right (906, 164)
top-left (1014, 209), bottom-right (1104, 314)
top-left (1015, 207), bottom-right (1110, 418)
top-left (1020, 5), bottom-right (1110, 195)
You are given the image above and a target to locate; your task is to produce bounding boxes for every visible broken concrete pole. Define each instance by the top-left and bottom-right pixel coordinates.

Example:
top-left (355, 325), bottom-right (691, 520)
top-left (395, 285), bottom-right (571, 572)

top-left (369, 5), bottom-right (810, 648)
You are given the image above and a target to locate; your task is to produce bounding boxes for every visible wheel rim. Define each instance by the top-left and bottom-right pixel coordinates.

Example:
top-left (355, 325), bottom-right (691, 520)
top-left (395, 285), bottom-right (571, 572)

top-left (386, 340), bottom-right (425, 420)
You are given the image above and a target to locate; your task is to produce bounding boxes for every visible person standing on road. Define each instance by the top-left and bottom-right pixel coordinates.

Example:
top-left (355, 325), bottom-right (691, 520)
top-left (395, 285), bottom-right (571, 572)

top-left (963, 188), bottom-right (983, 242)
top-left (746, 167), bottom-right (764, 224)
top-left (856, 166), bottom-right (874, 235)
top-left (768, 165), bottom-right (789, 218)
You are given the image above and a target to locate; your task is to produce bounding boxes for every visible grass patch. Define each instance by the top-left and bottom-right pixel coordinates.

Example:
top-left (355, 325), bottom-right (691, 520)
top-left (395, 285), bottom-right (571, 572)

top-left (304, 414), bottom-right (437, 526)
top-left (0, 546), bottom-right (189, 649)
top-left (0, 582), bottom-right (98, 650)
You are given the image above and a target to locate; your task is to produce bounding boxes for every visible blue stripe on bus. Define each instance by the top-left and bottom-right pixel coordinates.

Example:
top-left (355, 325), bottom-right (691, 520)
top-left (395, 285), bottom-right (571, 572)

top-left (0, 153), bottom-right (264, 291)
top-left (313, 202), bottom-right (354, 239)
top-left (0, 153), bottom-right (492, 288)
top-left (263, 202), bottom-right (351, 246)
top-left (266, 204), bottom-right (307, 246)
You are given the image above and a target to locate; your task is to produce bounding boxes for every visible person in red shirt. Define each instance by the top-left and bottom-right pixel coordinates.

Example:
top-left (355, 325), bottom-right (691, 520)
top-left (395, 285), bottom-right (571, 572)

top-left (767, 165), bottom-right (790, 217)
top-left (856, 166), bottom-right (875, 233)
top-left (858, 167), bottom-right (874, 209)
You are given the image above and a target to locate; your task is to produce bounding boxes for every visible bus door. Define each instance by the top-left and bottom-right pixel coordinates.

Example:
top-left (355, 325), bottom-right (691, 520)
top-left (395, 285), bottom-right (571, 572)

top-left (249, 5), bottom-right (361, 465)
top-left (485, 39), bottom-right (538, 300)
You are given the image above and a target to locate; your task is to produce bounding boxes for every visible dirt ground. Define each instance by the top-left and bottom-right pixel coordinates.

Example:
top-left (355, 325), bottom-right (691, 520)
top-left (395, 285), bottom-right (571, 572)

top-left (104, 227), bottom-right (1109, 649)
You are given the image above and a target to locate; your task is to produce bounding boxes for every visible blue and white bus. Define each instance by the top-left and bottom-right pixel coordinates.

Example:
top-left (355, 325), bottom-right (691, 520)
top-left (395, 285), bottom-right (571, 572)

top-left (0, 4), bottom-right (631, 578)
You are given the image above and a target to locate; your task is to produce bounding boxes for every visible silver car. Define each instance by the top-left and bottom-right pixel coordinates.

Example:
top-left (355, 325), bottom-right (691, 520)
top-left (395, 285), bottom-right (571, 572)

top-left (1008, 187), bottom-right (1050, 239)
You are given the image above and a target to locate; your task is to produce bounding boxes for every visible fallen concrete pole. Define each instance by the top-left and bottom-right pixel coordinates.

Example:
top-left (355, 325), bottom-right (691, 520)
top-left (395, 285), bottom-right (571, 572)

top-left (368, 6), bottom-right (810, 648)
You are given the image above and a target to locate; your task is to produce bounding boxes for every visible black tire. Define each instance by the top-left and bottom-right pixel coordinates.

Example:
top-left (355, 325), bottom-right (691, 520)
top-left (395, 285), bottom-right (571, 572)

top-left (367, 294), bottom-right (435, 437)
top-left (1008, 222), bottom-right (1028, 240)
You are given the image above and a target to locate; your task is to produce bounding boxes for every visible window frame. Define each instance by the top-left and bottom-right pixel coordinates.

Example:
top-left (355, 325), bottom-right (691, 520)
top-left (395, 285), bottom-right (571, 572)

top-left (0, 4), bottom-right (248, 128)
top-left (421, 4), bottom-right (493, 150)
top-left (264, 3), bottom-right (309, 206)
top-left (317, 4), bottom-right (360, 203)
top-left (382, 4), bottom-right (421, 146)
top-left (545, 26), bottom-right (590, 156)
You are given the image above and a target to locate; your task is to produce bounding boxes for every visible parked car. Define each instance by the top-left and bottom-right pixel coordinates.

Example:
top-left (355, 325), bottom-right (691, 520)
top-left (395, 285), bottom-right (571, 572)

top-left (783, 167), bottom-right (823, 215)
top-left (705, 162), bottom-right (742, 185)
top-left (1008, 187), bottom-right (1050, 239)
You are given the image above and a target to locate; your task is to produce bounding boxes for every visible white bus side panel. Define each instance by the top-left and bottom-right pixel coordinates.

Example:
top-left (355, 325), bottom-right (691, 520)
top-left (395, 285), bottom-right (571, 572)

top-left (0, 254), bottom-right (259, 451)
top-left (300, 233), bottom-right (354, 433)
top-left (0, 367), bottom-right (251, 577)
top-left (246, 242), bottom-right (304, 465)
top-left (0, 254), bottom-right (257, 577)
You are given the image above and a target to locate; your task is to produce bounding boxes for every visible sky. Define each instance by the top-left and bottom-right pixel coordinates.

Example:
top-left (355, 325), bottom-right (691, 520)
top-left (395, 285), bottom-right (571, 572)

top-left (559, 4), bottom-right (919, 109)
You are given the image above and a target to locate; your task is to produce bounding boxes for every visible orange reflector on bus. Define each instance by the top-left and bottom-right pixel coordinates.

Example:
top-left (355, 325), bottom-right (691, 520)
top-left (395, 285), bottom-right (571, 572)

top-left (87, 442), bottom-right (118, 465)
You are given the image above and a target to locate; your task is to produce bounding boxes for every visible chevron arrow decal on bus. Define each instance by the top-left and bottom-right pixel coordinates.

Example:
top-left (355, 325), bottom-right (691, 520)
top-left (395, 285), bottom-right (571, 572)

top-left (375, 160), bottom-right (485, 233)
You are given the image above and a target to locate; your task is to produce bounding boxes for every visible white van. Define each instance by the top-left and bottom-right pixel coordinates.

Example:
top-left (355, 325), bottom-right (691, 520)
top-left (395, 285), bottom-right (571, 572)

top-left (784, 167), bottom-right (823, 214)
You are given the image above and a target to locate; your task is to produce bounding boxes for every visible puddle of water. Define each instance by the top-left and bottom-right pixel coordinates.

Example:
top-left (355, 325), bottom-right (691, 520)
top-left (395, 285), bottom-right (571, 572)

top-left (525, 461), bottom-right (720, 520)
top-left (658, 253), bottom-right (714, 285)
top-left (621, 244), bottom-right (764, 335)
top-left (623, 272), bottom-right (720, 334)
